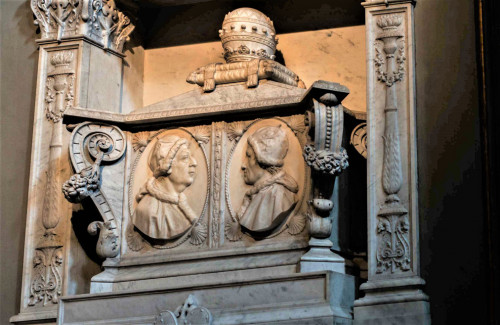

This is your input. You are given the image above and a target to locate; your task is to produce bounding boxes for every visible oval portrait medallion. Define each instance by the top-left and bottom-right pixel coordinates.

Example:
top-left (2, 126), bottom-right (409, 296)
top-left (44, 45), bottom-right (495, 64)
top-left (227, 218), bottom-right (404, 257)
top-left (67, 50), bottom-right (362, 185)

top-left (130, 129), bottom-right (208, 243)
top-left (227, 119), bottom-right (306, 235)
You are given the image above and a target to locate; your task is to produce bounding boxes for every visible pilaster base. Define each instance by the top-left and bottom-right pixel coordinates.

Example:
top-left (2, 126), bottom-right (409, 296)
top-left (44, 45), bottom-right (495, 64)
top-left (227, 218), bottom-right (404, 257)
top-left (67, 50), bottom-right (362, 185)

top-left (353, 278), bottom-right (430, 324)
top-left (300, 238), bottom-right (345, 274)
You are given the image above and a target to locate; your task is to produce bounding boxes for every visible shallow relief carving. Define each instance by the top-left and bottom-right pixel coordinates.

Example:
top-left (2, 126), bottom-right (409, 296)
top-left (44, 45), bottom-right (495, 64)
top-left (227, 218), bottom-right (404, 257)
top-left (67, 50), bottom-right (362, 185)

top-left (28, 50), bottom-right (76, 308)
top-left (30, 0), bottom-right (134, 53)
top-left (225, 117), bottom-right (309, 241)
top-left (154, 294), bottom-right (213, 325)
top-left (127, 128), bottom-right (209, 251)
top-left (373, 13), bottom-right (411, 274)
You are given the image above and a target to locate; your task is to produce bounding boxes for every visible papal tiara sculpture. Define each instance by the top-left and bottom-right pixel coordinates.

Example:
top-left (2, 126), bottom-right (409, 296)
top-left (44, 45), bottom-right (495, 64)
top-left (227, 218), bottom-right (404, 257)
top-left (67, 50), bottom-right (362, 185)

top-left (187, 7), bottom-right (304, 92)
top-left (219, 7), bottom-right (278, 62)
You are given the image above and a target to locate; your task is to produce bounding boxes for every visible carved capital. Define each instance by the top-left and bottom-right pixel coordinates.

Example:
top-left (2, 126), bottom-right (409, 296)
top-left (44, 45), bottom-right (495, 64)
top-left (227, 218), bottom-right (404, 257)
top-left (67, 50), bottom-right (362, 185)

top-left (31, 0), bottom-right (134, 53)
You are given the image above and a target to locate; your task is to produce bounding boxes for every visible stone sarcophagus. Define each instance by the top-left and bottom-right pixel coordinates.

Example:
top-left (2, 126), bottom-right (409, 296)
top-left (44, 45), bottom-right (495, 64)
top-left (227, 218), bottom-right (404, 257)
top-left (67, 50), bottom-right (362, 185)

top-left (13, 7), bottom-right (365, 325)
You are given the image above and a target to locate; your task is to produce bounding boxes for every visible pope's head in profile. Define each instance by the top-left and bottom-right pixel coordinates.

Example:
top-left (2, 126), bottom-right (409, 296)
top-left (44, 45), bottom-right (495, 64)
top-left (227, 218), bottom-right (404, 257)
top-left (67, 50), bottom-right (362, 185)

top-left (238, 125), bottom-right (298, 232)
top-left (133, 134), bottom-right (198, 241)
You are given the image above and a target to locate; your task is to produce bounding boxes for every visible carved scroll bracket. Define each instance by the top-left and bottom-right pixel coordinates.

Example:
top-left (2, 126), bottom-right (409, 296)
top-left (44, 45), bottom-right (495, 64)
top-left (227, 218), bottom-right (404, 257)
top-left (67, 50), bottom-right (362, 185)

top-left (300, 90), bottom-right (349, 274)
top-left (62, 122), bottom-right (126, 258)
top-left (303, 94), bottom-right (349, 239)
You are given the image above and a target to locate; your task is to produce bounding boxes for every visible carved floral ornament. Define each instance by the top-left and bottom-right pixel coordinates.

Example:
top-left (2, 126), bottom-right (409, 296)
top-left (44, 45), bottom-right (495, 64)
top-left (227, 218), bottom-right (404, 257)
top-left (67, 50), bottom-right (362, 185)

top-left (373, 13), bottom-right (412, 274)
top-left (31, 0), bottom-right (134, 52)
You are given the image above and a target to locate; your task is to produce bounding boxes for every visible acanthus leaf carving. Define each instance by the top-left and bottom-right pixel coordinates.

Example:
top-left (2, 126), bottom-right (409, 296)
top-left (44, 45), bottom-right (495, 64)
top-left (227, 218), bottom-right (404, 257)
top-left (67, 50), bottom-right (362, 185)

top-left (376, 213), bottom-right (410, 274)
top-left (30, 0), bottom-right (134, 53)
top-left (92, 0), bottom-right (135, 52)
top-left (31, 0), bottom-right (80, 40)
top-left (28, 237), bottom-right (63, 307)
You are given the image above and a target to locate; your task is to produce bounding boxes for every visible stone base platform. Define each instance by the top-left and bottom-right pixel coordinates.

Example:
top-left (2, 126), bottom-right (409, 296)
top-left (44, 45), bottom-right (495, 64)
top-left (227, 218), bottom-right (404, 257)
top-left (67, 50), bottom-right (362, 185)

top-left (58, 271), bottom-right (354, 324)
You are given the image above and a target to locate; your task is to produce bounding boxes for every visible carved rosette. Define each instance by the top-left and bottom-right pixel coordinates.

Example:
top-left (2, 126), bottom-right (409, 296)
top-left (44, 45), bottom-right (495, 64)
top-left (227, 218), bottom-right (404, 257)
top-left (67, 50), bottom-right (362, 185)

top-left (350, 122), bottom-right (367, 159)
top-left (374, 14), bottom-right (411, 274)
top-left (63, 122), bottom-right (127, 258)
top-left (30, 0), bottom-right (134, 53)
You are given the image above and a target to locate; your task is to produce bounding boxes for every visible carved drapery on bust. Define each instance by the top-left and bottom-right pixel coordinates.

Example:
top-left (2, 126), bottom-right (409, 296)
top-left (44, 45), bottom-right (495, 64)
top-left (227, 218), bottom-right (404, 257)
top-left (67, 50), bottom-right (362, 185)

top-left (225, 118), bottom-right (308, 241)
top-left (238, 126), bottom-right (299, 232)
top-left (133, 135), bottom-right (198, 240)
top-left (128, 129), bottom-right (209, 249)
top-left (17, 6), bottom-right (360, 324)
top-left (30, 0), bottom-right (134, 53)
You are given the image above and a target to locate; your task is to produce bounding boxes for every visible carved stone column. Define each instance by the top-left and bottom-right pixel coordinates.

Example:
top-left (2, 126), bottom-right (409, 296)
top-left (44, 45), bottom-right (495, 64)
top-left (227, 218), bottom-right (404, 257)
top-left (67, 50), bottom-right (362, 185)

top-left (11, 2), bottom-right (135, 324)
top-left (353, 1), bottom-right (431, 324)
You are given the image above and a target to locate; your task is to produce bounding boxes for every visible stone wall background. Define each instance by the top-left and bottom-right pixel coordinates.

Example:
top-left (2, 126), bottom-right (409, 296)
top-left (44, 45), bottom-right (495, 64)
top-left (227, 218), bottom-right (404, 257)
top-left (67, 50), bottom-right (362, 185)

top-left (0, 0), bottom-right (491, 324)
top-left (1, 0), bottom-right (38, 323)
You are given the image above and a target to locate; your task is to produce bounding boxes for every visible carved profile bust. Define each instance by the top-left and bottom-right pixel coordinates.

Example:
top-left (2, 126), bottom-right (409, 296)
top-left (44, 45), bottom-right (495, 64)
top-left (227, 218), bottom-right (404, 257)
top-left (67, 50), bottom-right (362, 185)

top-left (133, 134), bottom-right (198, 240)
top-left (238, 125), bottom-right (298, 232)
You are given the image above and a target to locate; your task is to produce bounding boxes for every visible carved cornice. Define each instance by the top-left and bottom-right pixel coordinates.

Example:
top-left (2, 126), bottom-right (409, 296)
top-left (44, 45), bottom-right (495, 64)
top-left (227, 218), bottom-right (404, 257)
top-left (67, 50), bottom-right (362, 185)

top-left (362, 0), bottom-right (416, 8)
top-left (30, 0), bottom-right (135, 53)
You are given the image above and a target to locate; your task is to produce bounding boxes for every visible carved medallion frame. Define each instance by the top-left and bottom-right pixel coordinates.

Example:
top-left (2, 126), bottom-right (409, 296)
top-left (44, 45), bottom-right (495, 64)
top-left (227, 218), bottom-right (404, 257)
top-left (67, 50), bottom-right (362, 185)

top-left (224, 115), bottom-right (311, 242)
top-left (126, 127), bottom-right (211, 252)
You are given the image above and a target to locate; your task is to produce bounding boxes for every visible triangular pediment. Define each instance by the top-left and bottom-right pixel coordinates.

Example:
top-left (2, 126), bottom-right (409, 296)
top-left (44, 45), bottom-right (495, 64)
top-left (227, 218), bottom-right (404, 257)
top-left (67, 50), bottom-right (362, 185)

top-left (135, 80), bottom-right (307, 113)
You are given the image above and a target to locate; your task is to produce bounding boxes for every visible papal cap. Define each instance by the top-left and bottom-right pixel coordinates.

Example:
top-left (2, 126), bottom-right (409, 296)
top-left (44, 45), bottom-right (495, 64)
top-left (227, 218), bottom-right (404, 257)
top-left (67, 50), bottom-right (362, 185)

top-left (248, 125), bottom-right (288, 167)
